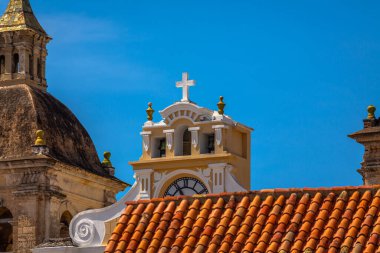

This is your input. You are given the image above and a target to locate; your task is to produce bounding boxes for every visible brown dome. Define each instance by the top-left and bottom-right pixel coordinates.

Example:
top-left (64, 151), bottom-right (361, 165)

top-left (0, 84), bottom-right (107, 176)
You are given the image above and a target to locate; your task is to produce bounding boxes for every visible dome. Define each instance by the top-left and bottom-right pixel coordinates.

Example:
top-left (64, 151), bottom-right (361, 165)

top-left (0, 84), bottom-right (107, 176)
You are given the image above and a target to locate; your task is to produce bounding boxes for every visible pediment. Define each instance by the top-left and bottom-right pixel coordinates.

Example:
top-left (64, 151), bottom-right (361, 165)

top-left (159, 102), bottom-right (214, 126)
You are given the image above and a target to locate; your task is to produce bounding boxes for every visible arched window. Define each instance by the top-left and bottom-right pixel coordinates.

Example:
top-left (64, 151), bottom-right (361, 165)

top-left (0, 55), bottom-right (5, 75)
top-left (183, 130), bottom-right (191, 156)
top-left (60, 211), bottom-right (73, 238)
top-left (12, 54), bottom-right (19, 73)
top-left (29, 54), bottom-right (33, 79)
top-left (0, 207), bottom-right (13, 252)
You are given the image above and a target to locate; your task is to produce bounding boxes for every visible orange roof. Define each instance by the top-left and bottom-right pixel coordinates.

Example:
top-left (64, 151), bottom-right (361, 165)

top-left (105, 185), bottom-right (380, 253)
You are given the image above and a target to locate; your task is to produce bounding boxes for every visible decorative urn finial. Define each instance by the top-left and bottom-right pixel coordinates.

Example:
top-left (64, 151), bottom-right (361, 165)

top-left (35, 130), bottom-right (46, 146)
top-left (217, 96), bottom-right (226, 115)
top-left (146, 102), bottom-right (154, 121)
top-left (368, 105), bottom-right (376, 119)
top-left (32, 129), bottom-right (49, 155)
top-left (102, 151), bottom-right (115, 176)
top-left (101, 151), bottom-right (112, 167)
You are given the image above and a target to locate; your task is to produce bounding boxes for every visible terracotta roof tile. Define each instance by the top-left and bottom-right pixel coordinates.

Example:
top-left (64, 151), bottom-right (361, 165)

top-left (105, 185), bottom-right (380, 253)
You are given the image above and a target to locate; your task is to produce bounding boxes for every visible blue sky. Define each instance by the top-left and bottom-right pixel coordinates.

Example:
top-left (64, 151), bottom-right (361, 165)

top-left (5, 1), bottom-right (380, 195)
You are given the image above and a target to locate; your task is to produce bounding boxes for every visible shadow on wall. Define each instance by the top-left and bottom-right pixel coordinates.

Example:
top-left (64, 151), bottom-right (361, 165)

top-left (0, 207), bottom-right (13, 252)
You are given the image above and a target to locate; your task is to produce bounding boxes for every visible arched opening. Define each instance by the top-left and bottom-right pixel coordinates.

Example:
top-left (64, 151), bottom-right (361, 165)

top-left (59, 211), bottom-right (73, 238)
top-left (12, 54), bottom-right (19, 73)
top-left (183, 129), bottom-right (191, 156)
top-left (0, 55), bottom-right (5, 75)
top-left (0, 207), bottom-right (13, 252)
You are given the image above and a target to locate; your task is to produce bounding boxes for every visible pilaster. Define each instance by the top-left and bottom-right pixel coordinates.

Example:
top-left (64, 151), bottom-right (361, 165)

top-left (140, 131), bottom-right (152, 159)
top-left (189, 127), bottom-right (200, 155)
top-left (209, 163), bottom-right (226, 193)
top-left (135, 169), bottom-right (153, 199)
top-left (163, 129), bottom-right (175, 158)
top-left (212, 125), bottom-right (229, 154)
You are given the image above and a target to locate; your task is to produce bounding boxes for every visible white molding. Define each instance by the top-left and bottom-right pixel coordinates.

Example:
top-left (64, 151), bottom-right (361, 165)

top-left (189, 127), bottom-right (200, 148)
top-left (215, 128), bottom-right (222, 146)
top-left (163, 129), bottom-right (174, 151)
top-left (32, 246), bottom-right (105, 253)
top-left (135, 169), bottom-right (153, 199)
top-left (140, 131), bottom-right (152, 152)
top-left (69, 180), bottom-right (140, 247)
top-left (209, 163), bottom-right (226, 193)
top-left (159, 102), bottom-right (214, 126)
top-left (225, 164), bottom-right (247, 192)
top-left (212, 125), bottom-right (229, 129)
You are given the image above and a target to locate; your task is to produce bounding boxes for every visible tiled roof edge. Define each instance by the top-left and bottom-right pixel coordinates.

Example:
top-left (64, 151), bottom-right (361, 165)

top-left (125, 185), bottom-right (380, 206)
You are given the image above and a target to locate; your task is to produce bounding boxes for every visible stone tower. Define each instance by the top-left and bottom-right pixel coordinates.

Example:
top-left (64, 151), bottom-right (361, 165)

top-left (0, 0), bottom-right (50, 89)
top-left (0, 1), bottom-right (128, 252)
top-left (349, 105), bottom-right (380, 185)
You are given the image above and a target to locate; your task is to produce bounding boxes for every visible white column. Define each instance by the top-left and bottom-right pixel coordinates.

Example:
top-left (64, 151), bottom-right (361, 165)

top-left (163, 129), bottom-right (174, 151)
top-left (188, 127), bottom-right (200, 148)
top-left (209, 163), bottom-right (226, 194)
top-left (212, 125), bottom-right (229, 146)
top-left (140, 131), bottom-right (152, 152)
top-left (135, 169), bottom-right (153, 199)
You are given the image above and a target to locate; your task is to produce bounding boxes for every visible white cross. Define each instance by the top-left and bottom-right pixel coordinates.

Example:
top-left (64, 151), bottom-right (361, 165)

top-left (176, 72), bottom-right (195, 102)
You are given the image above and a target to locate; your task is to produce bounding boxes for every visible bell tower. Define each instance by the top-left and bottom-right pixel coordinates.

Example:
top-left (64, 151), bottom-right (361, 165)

top-left (0, 0), bottom-right (51, 89)
top-left (130, 72), bottom-right (253, 199)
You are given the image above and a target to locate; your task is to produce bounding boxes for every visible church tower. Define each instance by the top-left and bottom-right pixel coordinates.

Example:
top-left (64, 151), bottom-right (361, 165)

top-left (350, 105), bottom-right (380, 185)
top-left (130, 73), bottom-right (253, 199)
top-left (0, 0), bottom-right (50, 89)
top-left (0, 1), bottom-right (128, 252)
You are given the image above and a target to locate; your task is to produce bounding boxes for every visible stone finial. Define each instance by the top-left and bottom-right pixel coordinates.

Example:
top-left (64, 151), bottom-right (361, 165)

top-left (35, 130), bottom-right (46, 146)
top-left (101, 151), bottom-right (112, 167)
top-left (368, 105), bottom-right (376, 119)
top-left (146, 102), bottom-right (154, 121)
top-left (217, 96), bottom-right (226, 115)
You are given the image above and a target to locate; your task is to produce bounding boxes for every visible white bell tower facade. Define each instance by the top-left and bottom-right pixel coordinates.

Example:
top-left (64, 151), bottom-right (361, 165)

top-left (130, 72), bottom-right (253, 199)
